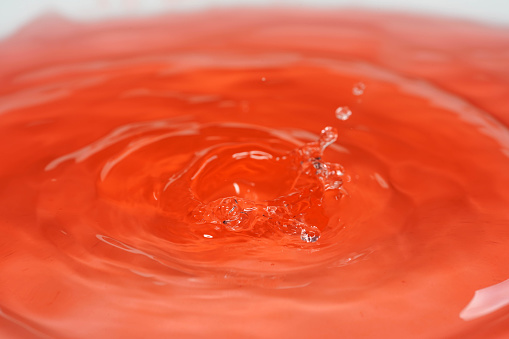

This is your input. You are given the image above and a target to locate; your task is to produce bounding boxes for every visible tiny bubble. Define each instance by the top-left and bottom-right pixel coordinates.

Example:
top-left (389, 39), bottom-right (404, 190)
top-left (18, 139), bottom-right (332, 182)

top-left (352, 82), bottom-right (366, 96)
top-left (335, 106), bottom-right (352, 121)
top-left (261, 77), bottom-right (266, 82)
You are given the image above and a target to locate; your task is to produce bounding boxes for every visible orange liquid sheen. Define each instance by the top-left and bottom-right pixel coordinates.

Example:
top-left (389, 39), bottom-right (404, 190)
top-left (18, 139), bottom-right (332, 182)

top-left (1, 8), bottom-right (509, 339)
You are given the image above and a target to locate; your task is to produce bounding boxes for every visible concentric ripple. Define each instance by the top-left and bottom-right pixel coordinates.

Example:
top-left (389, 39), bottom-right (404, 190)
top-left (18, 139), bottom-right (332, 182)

top-left (1, 8), bottom-right (509, 339)
top-left (46, 120), bottom-right (345, 247)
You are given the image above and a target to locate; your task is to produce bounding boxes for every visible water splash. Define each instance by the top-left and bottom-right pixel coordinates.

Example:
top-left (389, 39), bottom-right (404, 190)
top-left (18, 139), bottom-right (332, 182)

top-left (190, 126), bottom-right (344, 243)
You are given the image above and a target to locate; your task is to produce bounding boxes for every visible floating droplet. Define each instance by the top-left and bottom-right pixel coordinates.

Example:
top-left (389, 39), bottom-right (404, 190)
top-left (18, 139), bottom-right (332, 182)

top-left (335, 106), bottom-right (352, 121)
top-left (352, 82), bottom-right (366, 96)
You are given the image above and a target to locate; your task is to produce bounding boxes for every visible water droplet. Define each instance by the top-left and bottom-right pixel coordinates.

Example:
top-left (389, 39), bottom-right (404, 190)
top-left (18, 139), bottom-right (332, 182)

top-left (352, 82), bottom-right (365, 96)
top-left (320, 126), bottom-right (338, 146)
top-left (301, 229), bottom-right (320, 243)
top-left (261, 77), bottom-right (266, 82)
top-left (335, 106), bottom-right (352, 121)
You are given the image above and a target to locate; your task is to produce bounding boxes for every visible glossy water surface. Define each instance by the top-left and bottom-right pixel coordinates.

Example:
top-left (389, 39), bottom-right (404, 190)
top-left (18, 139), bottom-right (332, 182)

top-left (1, 8), bottom-right (509, 339)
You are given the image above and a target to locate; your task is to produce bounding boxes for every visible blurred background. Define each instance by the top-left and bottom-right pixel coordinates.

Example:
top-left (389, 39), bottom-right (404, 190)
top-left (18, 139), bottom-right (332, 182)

top-left (1, 0), bottom-right (509, 40)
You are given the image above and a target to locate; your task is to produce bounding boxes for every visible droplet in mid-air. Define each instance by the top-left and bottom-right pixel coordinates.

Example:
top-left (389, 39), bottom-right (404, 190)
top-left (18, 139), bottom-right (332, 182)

top-left (352, 82), bottom-right (366, 96)
top-left (335, 106), bottom-right (352, 121)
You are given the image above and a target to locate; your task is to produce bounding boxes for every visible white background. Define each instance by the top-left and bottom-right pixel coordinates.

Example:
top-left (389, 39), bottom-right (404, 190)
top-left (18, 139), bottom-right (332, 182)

top-left (0, 0), bottom-right (508, 39)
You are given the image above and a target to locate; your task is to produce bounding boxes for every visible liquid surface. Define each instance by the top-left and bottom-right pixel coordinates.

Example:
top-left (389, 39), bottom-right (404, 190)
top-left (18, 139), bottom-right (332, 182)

top-left (1, 8), bottom-right (509, 339)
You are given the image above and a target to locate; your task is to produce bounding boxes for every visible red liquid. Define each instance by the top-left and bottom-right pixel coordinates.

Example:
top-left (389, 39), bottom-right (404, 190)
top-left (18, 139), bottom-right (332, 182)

top-left (1, 8), bottom-right (509, 339)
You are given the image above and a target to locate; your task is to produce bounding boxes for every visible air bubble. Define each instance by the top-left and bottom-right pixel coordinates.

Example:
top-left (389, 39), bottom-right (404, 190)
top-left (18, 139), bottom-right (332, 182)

top-left (335, 106), bottom-right (352, 121)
